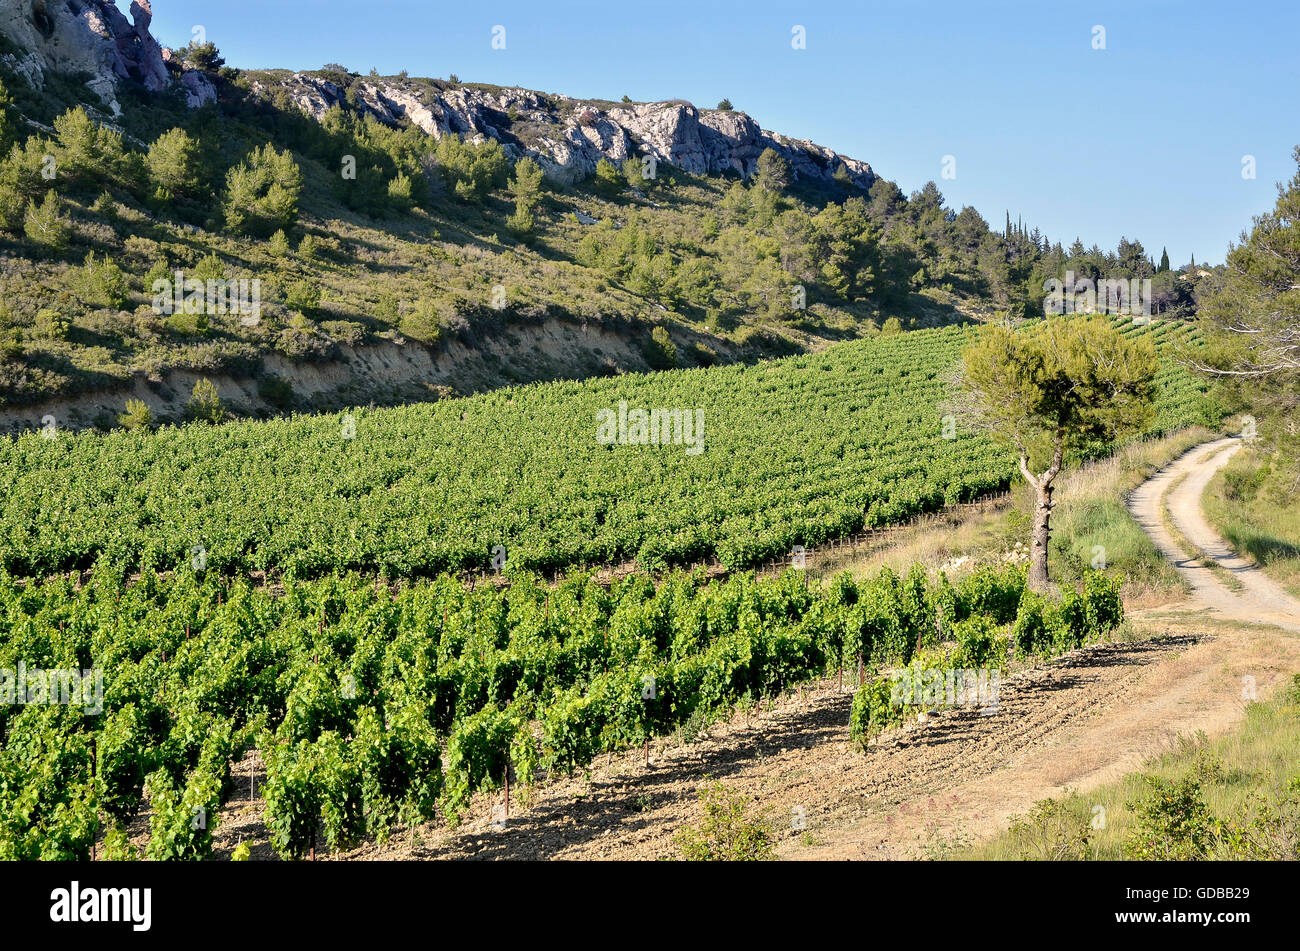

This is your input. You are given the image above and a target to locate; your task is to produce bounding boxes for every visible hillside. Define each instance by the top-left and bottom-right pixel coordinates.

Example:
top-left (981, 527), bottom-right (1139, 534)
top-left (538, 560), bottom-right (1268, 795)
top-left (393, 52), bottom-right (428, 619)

top-left (0, 1), bottom-right (1214, 432)
top-left (0, 319), bottom-right (1218, 582)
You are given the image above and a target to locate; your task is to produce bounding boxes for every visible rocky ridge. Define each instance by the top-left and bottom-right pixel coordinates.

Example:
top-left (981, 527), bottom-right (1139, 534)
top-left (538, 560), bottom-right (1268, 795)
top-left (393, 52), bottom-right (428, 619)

top-left (0, 0), bottom-right (215, 116)
top-left (0, 0), bottom-right (872, 188)
top-left (264, 72), bottom-right (875, 189)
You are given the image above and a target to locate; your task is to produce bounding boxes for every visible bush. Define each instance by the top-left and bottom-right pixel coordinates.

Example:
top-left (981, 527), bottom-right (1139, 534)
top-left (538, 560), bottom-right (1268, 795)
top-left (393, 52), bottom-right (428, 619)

top-left (146, 128), bottom-right (200, 204)
top-left (33, 308), bottom-right (69, 340)
top-left (400, 300), bottom-right (444, 346)
top-left (1004, 798), bottom-right (1093, 860)
top-left (267, 229), bottom-right (291, 258)
top-left (955, 564), bottom-right (1025, 624)
top-left (77, 252), bottom-right (129, 308)
top-left (284, 280), bottom-right (321, 316)
top-left (952, 614), bottom-right (1003, 668)
top-left (118, 398), bottom-right (153, 430)
top-left (186, 378), bottom-right (224, 424)
top-left (1124, 775), bottom-right (1215, 860)
top-left (443, 704), bottom-right (515, 819)
top-left (593, 158), bottom-right (622, 194)
top-left (23, 190), bottom-right (70, 252)
top-left (1011, 588), bottom-right (1062, 658)
top-left (257, 375), bottom-right (294, 410)
top-left (224, 144), bottom-right (302, 237)
top-left (849, 674), bottom-right (896, 748)
top-left (644, 326), bottom-right (677, 369)
top-left (675, 782), bottom-right (775, 861)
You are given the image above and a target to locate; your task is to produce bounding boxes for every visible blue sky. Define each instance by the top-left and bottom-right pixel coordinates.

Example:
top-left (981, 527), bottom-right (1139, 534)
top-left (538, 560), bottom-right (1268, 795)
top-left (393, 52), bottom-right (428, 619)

top-left (130, 0), bottom-right (1300, 265)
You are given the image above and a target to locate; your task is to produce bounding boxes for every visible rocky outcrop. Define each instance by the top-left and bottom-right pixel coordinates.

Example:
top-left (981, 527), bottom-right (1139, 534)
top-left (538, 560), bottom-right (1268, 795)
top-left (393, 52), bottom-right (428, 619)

top-left (0, 0), bottom-right (212, 116)
top-left (256, 75), bottom-right (875, 191)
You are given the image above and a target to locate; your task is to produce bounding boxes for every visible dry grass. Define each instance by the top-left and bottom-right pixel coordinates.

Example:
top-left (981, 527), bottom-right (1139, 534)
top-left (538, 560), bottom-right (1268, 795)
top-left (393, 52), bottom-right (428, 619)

top-left (814, 426), bottom-right (1216, 602)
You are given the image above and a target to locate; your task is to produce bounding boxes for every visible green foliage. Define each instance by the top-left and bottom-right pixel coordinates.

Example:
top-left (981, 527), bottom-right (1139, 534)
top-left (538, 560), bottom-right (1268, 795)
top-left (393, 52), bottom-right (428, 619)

top-left (118, 398), bottom-right (153, 430)
top-left (144, 766), bottom-right (222, 860)
top-left (962, 316), bottom-right (1159, 470)
top-left (506, 203), bottom-right (535, 237)
top-left (443, 704), bottom-right (515, 818)
top-left (1004, 798), bottom-right (1094, 860)
top-left (1124, 774), bottom-right (1215, 860)
top-left (257, 375), bottom-right (294, 410)
top-left (284, 279), bottom-right (322, 316)
top-left (146, 128), bottom-right (201, 204)
top-left (1197, 145), bottom-right (1300, 471)
top-left (76, 252), bottom-right (129, 308)
top-left (675, 782), bottom-right (775, 860)
top-left (23, 189), bottom-right (69, 252)
top-left (0, 323), bottom-right (1210, 580)
top-left (594, 157), bottom-right (622, 194)
top-left (224, 143), bottom-right (302, 236)
top-left (34, 308), bottom-right (69, 340)
top-left (754, 147), bottom-right (790, 193)
top-left (622, 157), bottom-right (647, 188)
top-left (267, 228), bottom-right (291, 258)
top-left (51, 107), bottom-right (133, 190)
top-left (643, 326), bottom-right (677, 369)
top-left (508, 156), bottom-right (544, 207)
top-left (434, 135), bottom-right (507, 202)
top-left (716, 98), bottom-right (733, 111)
top-left (186, 378), bottom-right (225, 424)
top-left (399, 299), bottom-right (444, 345)
top-left (182, 40), bottom-right (226, 71)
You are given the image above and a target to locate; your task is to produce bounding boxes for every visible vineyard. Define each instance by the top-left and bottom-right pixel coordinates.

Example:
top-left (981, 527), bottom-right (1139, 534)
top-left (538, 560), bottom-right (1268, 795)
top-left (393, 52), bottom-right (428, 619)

top-left (0, 318), bottom-right (1216, 859)
top-left (0, 558), bottom-right (1124, 860)
top-left (0, 320), bottom-right (1218, 582)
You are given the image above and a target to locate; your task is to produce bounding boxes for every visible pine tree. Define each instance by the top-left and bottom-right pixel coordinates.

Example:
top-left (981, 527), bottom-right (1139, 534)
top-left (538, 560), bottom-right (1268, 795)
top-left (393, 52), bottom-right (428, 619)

top-left (1196, 145), bottom-right (1300, 467)
top-left (1158, 247), bottom-right (1170, 272)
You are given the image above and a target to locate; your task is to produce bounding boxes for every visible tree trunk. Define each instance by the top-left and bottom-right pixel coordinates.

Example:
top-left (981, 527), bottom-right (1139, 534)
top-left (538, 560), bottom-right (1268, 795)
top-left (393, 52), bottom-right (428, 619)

top-left (1020, 443), bottom-right (1064, 593)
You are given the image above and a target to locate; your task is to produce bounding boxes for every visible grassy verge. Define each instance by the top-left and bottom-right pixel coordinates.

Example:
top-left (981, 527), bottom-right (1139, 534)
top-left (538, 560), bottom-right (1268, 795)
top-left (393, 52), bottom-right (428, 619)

top-left (815, 426), bottom-right (1215, 606)
top-left (1203, 445), bottom-right (1300, 598)
top-left (957, 672), bottom-right (1300, 860)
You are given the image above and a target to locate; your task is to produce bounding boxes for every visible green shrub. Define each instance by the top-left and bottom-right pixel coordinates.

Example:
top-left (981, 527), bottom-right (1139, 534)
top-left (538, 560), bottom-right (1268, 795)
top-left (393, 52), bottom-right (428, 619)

top-left (644, 326), bottom-right (677, 369)
top-left (1004, 797), bottom-right (1094, 860)
top-left (33, 308), bottom-right (69, 340)
top-left (77, 251), bottom-right (129, 308)
top-left (23, 190), bottom-right (69, 252)
top-left (118, 398), bottom-right (153, 430)
top-left (1124, 775), bottom-right (1215, 860)
top-left (257, 376), bottom-right (294, 410)
top-left (400, 300), bottom-right (443, 346)
top-left (224, 143), bottom-right (302, 237)
top-left (849, 673), bottom-right (896, 748)
top-left (952, 614), bottom-right (1003, 668)
top-left (443, 704), bottom-right (515, 819)
top-left (186, 378), bottom-right (224, 424)
top-left (284, 279), bottom-right (321, 316)
top-left (675, 782), bottom-right (775, 861)
top-left (267, 228), bottom-right (291, 258)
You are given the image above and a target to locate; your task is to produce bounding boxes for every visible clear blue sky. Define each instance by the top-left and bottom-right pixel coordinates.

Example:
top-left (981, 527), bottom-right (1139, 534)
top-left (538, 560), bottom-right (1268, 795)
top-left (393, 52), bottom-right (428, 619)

top-left (132, 0), bottom-right (1300, 265)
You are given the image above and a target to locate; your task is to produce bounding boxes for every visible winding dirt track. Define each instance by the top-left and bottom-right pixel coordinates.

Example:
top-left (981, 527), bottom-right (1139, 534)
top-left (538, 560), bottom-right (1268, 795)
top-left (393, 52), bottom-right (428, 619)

top-left (1126, 437), bottom-right (1300, 632)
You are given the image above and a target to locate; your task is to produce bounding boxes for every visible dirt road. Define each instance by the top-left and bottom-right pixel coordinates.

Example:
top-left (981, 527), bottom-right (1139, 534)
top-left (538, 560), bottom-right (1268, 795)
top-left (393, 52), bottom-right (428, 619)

top-left (1127, 437), bottom-right (1300, 632)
